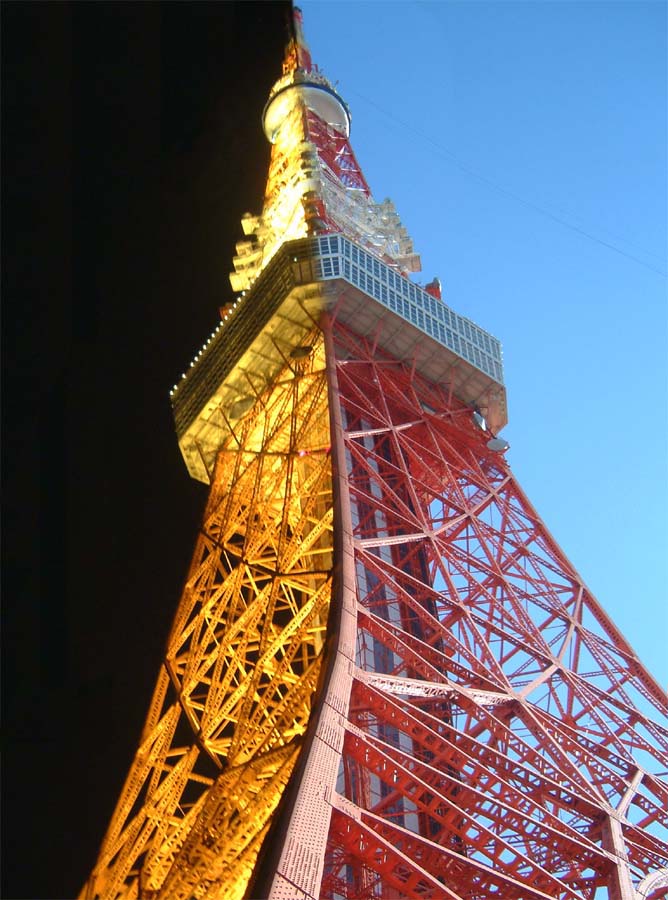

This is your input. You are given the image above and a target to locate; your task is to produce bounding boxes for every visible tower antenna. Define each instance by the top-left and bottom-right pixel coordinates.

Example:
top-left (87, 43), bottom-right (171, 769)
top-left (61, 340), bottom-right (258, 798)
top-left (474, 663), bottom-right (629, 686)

top-left (283, 4), bottom-right (312, 74)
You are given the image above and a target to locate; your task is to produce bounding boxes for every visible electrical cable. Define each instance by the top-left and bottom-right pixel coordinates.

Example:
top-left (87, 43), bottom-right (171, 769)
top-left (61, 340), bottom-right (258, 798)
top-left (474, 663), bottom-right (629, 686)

top-left (348, 87), bottom-right (667, 278)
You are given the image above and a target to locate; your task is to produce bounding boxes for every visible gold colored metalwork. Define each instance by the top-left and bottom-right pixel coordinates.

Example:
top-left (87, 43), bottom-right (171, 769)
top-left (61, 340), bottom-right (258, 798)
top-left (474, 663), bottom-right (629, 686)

top-left (82, 334), bottom-right (333, 900)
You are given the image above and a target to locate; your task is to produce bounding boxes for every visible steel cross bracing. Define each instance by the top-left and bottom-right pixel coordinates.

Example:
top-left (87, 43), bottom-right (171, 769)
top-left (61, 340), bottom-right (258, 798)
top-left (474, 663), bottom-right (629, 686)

top-left (266, 320), bottom-right (668, 900)
top-left (232, 103), bottom-right (419, 293)
top-left (84, 303), bottom-right (668, 900)
top-left (81, 336), bottom-right (335, 900)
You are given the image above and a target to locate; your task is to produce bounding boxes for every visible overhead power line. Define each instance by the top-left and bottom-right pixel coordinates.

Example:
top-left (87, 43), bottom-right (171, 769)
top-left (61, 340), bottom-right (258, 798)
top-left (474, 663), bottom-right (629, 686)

top-left (349, 87), bottom-right (667, 279)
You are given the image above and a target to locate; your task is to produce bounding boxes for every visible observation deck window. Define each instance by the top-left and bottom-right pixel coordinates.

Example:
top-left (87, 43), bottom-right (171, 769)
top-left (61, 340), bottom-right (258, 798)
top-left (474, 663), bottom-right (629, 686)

top-left (310, 234), bottom-right (504, 385)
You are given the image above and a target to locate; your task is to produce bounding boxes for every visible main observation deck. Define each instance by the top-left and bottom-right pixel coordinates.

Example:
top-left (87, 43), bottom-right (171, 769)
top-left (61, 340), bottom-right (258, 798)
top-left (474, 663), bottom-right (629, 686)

top-left (171, 234), bottom-right (507, 483)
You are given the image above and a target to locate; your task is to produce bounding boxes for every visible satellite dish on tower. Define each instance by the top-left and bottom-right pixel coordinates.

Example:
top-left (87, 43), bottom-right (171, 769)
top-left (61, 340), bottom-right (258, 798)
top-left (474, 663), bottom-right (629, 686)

top-left (487, 437), bottom-right (510, 452)
top-left (472, 411), bottom-right (487, 431)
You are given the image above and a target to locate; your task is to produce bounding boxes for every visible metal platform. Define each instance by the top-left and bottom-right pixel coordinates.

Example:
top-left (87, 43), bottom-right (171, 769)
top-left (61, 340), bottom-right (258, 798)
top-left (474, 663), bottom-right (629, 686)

top-left (172, 235), bottom-right (507, 483)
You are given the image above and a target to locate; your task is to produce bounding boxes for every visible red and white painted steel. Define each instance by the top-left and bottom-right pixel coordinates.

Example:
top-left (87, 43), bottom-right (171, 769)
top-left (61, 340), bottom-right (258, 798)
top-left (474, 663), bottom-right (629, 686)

top-left (267, 318), bottom-right (668, 900)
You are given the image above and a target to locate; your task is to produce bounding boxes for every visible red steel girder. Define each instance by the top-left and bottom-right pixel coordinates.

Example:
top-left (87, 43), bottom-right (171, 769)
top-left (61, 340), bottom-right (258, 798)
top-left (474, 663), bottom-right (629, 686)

top-left (313, 319), bottom-right (668, 900)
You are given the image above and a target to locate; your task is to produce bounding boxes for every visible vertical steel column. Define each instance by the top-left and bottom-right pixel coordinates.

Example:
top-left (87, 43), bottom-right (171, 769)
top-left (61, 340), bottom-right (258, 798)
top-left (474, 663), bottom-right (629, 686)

top-left (267, 315), bottom-right (357, 900)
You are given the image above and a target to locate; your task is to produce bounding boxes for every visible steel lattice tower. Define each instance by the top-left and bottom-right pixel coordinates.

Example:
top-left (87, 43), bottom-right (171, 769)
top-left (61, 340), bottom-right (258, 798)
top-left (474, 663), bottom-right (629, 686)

top-left (82, 8), bottom-right (668, 900)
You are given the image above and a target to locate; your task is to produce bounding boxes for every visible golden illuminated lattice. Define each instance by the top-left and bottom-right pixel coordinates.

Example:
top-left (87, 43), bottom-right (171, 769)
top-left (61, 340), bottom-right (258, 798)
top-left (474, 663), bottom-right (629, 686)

top-left (231, 100), bottom-right (311, 293)
top-left (82, 336), bottom-right (333, 900)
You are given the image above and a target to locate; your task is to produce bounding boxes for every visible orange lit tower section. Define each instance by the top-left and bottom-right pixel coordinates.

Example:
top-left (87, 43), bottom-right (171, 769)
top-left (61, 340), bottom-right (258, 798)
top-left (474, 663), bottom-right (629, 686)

top-left (82, 8), bottom-right (668, 900)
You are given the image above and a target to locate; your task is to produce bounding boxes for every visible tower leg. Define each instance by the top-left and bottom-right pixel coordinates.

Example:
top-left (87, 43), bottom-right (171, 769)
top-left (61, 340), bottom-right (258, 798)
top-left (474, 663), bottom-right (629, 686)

top-left (601, 816), bottom-right (637, 900)
top-left (81, 334), bottom-right (335, 900)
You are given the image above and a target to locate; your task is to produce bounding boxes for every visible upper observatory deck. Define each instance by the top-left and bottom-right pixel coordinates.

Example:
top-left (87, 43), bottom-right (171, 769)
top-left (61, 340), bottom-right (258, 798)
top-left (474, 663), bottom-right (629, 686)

top-left (314, 234), bottom-right (503, 384)
top-left (170, 7), bottom-right (506, 484)
top-left (171, 235), bottom-right (507, 483)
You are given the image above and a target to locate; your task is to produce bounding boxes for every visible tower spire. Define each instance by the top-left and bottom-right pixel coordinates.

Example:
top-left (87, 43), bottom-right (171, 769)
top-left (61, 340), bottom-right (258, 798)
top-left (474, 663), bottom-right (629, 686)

top-left (284, 5), bottom-right (313, 75)
top-left (230, 6), bottom-right (419, 294)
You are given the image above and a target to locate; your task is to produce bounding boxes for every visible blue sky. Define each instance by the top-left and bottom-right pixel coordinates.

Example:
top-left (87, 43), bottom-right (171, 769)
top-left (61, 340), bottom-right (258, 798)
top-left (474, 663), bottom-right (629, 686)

top-left (298, 0), bottom-right (667, 686)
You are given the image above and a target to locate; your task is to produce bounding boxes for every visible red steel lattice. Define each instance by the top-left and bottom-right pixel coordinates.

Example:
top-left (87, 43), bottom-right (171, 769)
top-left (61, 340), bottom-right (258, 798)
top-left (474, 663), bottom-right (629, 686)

top-left (312, 319), bottom-right (668, 900)
top-left (305, 108), bottom-right (371, 198)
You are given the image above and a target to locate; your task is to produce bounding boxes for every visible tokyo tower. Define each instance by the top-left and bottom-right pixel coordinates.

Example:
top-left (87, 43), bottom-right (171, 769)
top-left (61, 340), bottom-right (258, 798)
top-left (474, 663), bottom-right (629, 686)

top-left (82, 7), bottom-right (668, 900)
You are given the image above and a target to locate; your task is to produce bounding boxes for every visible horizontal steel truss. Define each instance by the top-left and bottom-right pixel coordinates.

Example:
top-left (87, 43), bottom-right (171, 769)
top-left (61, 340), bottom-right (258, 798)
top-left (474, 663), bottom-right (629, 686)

top-left (310, 321), bottom-right (668, 900)
top-left (82, 333), bottom-right (334, 900)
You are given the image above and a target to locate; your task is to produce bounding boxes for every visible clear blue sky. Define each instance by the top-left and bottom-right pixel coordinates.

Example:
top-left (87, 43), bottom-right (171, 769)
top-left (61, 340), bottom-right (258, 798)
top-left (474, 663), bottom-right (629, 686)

top-left (299, 0), bottom-right (667, 687)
